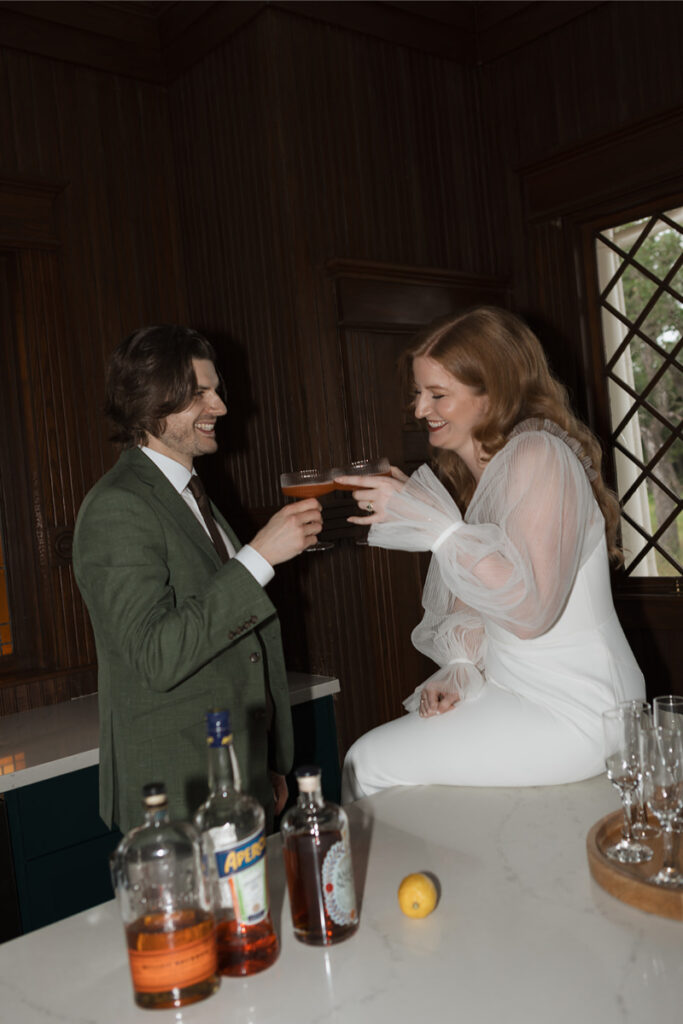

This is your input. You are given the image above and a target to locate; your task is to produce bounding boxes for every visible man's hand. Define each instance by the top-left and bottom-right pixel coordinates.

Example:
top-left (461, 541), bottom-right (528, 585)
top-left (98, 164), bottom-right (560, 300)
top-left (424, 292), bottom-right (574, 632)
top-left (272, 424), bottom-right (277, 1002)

top-left (250, 498), bottom-right (323, 565)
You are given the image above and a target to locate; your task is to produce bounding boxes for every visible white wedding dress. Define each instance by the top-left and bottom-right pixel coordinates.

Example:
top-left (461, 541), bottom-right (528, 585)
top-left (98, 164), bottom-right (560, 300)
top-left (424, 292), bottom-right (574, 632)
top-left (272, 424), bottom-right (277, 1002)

top-left (342, 420), bottom-right (645, 802)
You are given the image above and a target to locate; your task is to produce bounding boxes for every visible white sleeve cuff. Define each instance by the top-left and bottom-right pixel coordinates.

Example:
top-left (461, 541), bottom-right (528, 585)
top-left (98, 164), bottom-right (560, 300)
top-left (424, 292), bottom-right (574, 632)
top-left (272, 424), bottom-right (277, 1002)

top-left (431, 521), bottom-right (462, 553)
top-left (234, 544), bottom-right (275, 587)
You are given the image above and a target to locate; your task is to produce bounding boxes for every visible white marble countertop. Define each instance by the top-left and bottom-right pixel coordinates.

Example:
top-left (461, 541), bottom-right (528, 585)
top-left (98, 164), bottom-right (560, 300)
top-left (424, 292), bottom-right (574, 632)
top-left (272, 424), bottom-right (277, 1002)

top-left (0, 777), bottom-right (681, 1022)
top-left (0, 672), bottom-right (340, 793)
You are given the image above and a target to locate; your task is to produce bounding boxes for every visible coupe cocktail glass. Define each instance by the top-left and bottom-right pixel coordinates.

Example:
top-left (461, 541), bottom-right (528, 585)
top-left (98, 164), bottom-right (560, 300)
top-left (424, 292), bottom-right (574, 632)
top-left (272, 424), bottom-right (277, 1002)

top-left (280, 469), bottom-right (334, 551)
top-left (334, 457), bottom-right (391, 491)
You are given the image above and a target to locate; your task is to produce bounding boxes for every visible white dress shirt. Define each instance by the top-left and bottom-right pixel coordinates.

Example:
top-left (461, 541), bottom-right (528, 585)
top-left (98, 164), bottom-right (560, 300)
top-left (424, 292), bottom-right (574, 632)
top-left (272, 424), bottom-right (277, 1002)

top-left (140, 447), bottom-right (274, 587)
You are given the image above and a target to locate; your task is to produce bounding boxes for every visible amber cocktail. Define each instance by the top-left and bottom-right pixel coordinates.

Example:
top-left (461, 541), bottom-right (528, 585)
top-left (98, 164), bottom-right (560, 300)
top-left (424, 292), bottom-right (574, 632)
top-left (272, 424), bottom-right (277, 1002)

top-left (280, 469), bottom-right (335, 551)
top-left (280, 469), bottom-right (336, 499)
top-left (333, 457), bottom-right (391, 491)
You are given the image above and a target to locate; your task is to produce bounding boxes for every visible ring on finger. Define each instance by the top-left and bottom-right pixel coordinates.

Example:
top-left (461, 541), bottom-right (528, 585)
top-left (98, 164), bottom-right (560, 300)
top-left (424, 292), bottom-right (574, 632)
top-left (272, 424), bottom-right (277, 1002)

top-left (364, 501), bottom-right (374, 512)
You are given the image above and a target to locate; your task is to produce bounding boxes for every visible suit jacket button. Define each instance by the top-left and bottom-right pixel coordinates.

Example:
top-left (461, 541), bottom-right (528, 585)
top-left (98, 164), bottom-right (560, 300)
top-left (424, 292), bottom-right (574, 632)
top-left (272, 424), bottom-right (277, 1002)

top-left (249, 652), bottom-right (261, 663)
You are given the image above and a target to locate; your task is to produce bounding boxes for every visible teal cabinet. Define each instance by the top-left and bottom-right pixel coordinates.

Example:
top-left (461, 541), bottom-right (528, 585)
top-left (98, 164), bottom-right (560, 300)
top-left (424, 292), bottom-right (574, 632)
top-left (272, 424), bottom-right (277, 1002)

top-left (5, 766), bottom-right (122, 934)
top-left (288, 694), bottom-right (341, 805)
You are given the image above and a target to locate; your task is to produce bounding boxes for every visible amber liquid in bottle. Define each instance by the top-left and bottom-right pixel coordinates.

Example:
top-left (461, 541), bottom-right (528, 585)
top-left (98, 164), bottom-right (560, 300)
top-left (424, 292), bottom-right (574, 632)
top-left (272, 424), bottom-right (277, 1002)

top-left (281, 766), bottom-right (358, 947)
top-left (215, 916), bottom-right (279, 975)
top-left (111, 783), bottom-right (219, 1011)
top-left (283, 832), bottom-right (358, 945)
top-left (195, 709), bottom-right (279, 977)
top-left (125, 908), bottom-right (219, 1010)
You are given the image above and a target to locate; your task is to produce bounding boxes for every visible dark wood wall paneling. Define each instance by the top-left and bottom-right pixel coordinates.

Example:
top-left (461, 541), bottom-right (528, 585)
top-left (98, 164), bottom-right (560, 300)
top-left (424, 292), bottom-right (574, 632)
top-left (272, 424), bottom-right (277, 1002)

top-left (0, 48), bottom-right (187, 714)
top-left (169, 8), bottom-right (509, 755)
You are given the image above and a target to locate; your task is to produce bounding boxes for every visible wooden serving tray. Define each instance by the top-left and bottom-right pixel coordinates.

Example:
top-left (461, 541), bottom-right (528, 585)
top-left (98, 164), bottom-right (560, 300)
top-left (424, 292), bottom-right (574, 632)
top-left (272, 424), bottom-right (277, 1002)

top-left (586, 810), bottom-right (683, 921)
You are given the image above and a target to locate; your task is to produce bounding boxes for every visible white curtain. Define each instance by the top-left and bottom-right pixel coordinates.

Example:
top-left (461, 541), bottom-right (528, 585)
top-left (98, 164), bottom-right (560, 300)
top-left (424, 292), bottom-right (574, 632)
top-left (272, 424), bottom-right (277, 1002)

top-left (595, 232), bottom-right (658, 575)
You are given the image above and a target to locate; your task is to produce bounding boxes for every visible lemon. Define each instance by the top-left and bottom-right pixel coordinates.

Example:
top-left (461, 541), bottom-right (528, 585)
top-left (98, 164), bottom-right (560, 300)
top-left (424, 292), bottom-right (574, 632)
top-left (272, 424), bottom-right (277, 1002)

top-left (397, 872), bottom-right (438, 918)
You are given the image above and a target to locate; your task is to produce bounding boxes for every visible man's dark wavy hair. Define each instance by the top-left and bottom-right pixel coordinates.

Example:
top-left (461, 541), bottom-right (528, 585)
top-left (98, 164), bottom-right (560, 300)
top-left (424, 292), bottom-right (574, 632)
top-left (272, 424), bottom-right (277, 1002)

top-left (104, 325), bottom-right (217, 448)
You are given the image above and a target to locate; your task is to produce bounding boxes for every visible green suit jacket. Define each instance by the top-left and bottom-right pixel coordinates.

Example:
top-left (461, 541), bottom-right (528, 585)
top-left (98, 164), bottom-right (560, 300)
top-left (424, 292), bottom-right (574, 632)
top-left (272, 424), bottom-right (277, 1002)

top-left (72, 447), bottom-right (293, 833)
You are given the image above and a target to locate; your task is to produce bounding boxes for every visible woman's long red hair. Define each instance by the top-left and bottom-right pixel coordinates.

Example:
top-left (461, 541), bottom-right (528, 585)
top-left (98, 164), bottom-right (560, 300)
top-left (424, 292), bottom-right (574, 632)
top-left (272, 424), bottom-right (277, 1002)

top-left (405, 306), bottom-right (623, 563)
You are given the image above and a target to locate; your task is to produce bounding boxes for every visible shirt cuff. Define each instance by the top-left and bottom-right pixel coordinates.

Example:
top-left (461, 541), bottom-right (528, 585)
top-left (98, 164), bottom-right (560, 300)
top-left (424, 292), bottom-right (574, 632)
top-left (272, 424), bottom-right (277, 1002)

top-left (234, 545), bottom-right (275, 587)
top-left (431, 521), bottom-right (462, 553)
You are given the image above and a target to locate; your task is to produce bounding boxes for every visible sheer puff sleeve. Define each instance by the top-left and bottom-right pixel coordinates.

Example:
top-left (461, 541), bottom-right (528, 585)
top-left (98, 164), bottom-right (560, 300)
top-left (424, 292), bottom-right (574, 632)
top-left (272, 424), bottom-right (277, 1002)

top-left (403, 589), bottom-right (486, 712)
top-left (368, 420), bottom-right (602, 651)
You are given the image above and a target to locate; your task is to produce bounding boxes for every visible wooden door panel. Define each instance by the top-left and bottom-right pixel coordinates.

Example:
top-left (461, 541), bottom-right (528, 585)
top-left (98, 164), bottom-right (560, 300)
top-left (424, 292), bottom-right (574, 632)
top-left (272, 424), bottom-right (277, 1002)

top-left (319, 261), bottom-right (510, 755)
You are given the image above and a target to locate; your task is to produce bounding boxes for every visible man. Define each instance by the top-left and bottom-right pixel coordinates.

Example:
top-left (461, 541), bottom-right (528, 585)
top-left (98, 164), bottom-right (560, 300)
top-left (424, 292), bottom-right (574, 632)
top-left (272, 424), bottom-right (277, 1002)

top-left (73, 325), bottom-right (322, 833)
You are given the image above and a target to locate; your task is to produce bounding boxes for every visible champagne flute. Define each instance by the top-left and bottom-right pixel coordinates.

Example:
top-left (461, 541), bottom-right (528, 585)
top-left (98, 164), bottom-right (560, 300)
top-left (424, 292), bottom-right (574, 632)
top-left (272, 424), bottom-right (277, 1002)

top-left (641, 724), bottom-right (683, 887)
top-left (617, 699), bottom-right (659, 840)
top-left (653, 695), bottom-right (683, 734)
top-left (601, 707), bottom-right (654, 864)
top-left (653, 697), bottom-right (683, 831)
top-left (280, 469), bottom-right (334, 551)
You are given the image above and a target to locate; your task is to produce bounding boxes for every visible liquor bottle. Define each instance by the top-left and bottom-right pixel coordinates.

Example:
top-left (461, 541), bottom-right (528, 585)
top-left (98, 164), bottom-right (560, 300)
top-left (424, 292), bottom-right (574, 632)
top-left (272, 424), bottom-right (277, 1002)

top-left (109, 782), bottom-right (219, 1010)
top-left (194, 708), bottom-right (279, 975)
top-left (280, 765), bottom-right (359, 946)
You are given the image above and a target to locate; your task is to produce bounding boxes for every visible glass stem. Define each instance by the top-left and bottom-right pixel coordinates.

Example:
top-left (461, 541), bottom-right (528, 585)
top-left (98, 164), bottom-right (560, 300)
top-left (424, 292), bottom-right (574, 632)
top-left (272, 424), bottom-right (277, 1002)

top-left (632, 782), bottom-right (646, 826)
top-left (661, 826), bottom-right (674, 872)
top-left (620, 790), bottom-right (635, 842)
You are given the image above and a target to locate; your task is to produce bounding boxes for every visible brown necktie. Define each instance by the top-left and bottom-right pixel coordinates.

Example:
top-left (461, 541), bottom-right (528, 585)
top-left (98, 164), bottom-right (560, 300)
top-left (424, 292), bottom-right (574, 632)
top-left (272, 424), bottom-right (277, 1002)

top-left (187, 475), bottom-right (230, 564)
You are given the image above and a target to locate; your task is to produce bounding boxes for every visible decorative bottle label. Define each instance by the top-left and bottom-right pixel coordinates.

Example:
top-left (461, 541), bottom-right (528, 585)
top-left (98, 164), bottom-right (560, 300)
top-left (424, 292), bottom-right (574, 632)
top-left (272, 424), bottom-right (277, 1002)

top-left (322, 838), bottom-right (357, 926)
top-left (125, 909), bottom-right (218, 1000)
top-left (209, 824), bottom-right (269, 926)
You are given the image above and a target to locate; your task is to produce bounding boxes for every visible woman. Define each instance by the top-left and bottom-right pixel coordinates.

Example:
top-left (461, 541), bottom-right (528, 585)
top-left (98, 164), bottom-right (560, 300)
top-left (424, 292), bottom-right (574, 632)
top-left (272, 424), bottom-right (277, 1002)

top-left (338, 307), bottom-right (645, 802)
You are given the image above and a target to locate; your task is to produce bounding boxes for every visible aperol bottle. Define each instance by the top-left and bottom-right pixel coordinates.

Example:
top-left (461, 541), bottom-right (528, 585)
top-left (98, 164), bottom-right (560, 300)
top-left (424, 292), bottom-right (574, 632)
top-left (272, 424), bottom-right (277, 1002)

top-left (281, 765), bottom-right (358, 946)
top-left (194, 709), bottom-right (279, 975)
top-left (110, 782), bottom-right (219, 1010)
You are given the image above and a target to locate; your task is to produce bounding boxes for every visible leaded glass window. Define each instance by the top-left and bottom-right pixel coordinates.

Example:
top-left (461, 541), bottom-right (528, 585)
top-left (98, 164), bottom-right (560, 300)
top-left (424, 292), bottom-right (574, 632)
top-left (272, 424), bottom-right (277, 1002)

top-left (594, 207), bottom-right (683, 577)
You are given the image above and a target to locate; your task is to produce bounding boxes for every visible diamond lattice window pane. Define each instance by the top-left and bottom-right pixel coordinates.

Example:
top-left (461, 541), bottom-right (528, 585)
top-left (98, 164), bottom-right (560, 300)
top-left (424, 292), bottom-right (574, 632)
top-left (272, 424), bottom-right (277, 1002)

top-left (671, 262), bottom-right (683, 300)
top-left (595, 204), bottom-right (683, 578)
top-left (621, 263), bottom-right (659, 323)
top-left (645, 365), bottom-right (682, 423)
top-left (611, 336), bottom-right (666, 393)
top-left (646, 476), bottom-right (682, 576)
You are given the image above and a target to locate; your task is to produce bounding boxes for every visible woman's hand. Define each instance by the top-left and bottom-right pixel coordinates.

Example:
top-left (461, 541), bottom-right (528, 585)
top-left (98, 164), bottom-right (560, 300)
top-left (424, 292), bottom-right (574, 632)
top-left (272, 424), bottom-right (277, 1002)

top-left (418, 680), bottom-right (461, 717)
top-left (335, 465), bottom-right (408, 524)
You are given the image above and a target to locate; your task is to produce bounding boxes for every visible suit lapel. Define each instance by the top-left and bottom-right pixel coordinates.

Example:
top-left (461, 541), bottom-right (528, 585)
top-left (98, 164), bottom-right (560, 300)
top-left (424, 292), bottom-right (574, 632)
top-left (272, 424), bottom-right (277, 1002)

top-left (120, 449), bottom-right (230, 566)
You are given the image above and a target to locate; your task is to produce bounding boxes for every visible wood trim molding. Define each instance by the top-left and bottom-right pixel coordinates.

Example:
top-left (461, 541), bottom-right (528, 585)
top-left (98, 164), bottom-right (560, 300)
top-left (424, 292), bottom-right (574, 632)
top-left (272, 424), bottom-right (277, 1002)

top-left (519, 107), bottom-right (683, 223)
top-left (276, 1), bottom-right (475, 65)
top-left (326, 258), bottom-right (511, 328)
top-left (0, 1), bottom-right (609, 82)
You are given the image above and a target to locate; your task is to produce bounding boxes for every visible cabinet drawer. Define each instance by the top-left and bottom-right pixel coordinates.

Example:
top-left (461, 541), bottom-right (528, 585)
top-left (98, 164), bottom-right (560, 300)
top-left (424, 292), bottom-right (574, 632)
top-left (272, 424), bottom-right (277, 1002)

top-left (20, 831), bottom-right (120, 933)
top-left (6, 766), bottom-right (111, 860)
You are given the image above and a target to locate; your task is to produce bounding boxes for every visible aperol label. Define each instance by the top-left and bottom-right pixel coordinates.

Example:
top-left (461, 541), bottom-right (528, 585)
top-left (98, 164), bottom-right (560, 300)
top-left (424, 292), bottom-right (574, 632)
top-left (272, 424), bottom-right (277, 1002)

top-left (128, 933), bottom-right (217, 994)
top-left (210, 825), bottom-right (269, 925)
